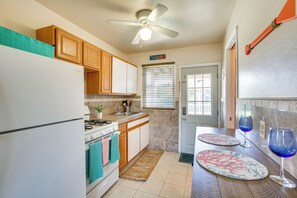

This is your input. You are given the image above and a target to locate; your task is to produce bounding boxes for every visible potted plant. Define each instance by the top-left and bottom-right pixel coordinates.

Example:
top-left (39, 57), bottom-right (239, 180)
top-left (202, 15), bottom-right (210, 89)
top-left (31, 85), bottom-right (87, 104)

top-left (95, 105), bottom-right (104, 119)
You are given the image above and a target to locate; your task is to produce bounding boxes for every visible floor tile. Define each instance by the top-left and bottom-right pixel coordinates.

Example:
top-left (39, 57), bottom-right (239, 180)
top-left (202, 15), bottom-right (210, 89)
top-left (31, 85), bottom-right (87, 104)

top-left (185, 176), bottom-right (192, 191)
top-left (184, 188), bottom-right (192, 198)
top-left (138, 179), bottom-right (164, 195)
top-left (108, 186), bottom-right (136, 198)
top-left (102, 178), bottom-right (123, 197)
top-left (160, 183), bottom-right (185, 198)
top-left (149, 168), bottom-right (169, 182)
top-left (169, 164), bottom-right (188, 175)
top-left (187, 166), bottom-right (193, 177)
top-left (120, 179), bottom-right (143, 190)
top-left (165, 172), bottom-right (187, 187)
top-left (134, 191), bottom-right (158, 198)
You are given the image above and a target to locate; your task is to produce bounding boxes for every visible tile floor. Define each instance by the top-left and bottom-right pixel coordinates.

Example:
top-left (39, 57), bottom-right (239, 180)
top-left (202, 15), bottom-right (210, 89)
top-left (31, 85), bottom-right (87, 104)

top-left (102, 152), bottom-right (193, 198)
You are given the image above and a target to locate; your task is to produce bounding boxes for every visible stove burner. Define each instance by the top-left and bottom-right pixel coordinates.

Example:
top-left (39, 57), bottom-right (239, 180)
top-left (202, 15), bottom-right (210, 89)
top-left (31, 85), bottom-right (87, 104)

top-left (85, 119), bottom-right (112, 127)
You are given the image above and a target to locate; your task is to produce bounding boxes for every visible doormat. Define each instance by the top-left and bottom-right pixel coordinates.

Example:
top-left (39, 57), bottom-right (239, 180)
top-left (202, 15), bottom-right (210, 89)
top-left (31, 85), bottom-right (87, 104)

top-left (120, 149), bottom-right (164, 181)
top-left (179, 153), bottom-right (194, 164)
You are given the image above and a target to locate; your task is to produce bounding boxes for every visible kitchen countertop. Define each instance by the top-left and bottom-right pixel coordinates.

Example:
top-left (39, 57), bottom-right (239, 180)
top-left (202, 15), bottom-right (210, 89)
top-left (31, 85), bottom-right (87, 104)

top-left (192, 127), bottom-right (297, 198)
top-left (93, 112), bottom-right (148, 124)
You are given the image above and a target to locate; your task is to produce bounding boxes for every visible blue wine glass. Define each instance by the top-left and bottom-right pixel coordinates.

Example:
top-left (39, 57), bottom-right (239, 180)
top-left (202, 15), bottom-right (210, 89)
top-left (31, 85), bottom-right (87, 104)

top-left (268, 128), bottom-right (297, 188)
top-left (239, 116), bottom-right (253, 148)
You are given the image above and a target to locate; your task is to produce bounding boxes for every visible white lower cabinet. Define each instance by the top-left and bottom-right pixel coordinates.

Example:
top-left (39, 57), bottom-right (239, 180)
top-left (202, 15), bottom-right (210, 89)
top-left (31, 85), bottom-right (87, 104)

top-left (128, 127), bottom-right (140, 161)
top-left (127, 116), bottom-right (150, 162)
top-left (140, 123), bottom-right (149, 150)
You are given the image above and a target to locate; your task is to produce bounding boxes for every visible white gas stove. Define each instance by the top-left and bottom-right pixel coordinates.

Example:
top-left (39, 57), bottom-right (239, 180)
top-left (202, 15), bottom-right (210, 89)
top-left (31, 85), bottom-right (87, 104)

top-left (84, 106), bottom-right (119, 198)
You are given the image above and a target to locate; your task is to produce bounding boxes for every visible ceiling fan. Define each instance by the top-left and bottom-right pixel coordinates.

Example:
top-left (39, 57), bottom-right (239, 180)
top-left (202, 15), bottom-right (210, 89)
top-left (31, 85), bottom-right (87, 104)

top-left (107, 4), bottom-right (179, 44)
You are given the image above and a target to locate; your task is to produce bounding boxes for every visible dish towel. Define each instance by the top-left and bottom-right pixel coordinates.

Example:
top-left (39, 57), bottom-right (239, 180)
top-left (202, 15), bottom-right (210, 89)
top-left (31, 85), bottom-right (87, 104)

top-left (110, 133), bottom-right (120, 164)
top-left (89, 140), bottom-right (103, 184)
top-left (102, 137), bottom-right (110, 166)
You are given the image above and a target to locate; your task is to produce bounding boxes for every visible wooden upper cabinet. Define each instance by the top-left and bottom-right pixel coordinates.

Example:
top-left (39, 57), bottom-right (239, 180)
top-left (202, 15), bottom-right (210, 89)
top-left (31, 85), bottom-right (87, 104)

top-left (55, 28), bottom-right (82, 64)
top-left (83, 41), bottom-right (101, 71)
top-left (101, 51), bottom-right (112, 94)
top-left (36, 25), bottom-right (82, 64)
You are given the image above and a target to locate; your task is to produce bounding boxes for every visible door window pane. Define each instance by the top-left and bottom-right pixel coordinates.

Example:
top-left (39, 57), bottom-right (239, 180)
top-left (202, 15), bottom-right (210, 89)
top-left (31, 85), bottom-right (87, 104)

top-left (188, 89), bottom-right (195, 101)
top-left (188, 102), bottom-right (195, 115)
top-left (186, 73), bottom-right (212, 116)
top-left (187, 75), bottom-right (194, 88)
top-left (196, 102), bottom-right (203, 115)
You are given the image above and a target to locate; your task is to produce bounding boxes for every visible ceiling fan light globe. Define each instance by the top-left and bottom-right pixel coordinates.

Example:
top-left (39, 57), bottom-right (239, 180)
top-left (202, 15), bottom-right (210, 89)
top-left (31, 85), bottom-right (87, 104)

top-left (139, 28), bottom-right (152, 40)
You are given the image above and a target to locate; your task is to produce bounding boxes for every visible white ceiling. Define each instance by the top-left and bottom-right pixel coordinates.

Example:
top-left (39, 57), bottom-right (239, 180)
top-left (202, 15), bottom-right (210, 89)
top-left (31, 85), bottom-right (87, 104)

top-left (36, 0), bottom-right (237, 54)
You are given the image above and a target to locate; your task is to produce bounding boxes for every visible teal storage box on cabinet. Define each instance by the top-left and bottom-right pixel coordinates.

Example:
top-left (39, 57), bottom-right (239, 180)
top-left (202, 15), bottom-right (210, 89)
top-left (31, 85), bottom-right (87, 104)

top-left (0, 26), bottom-right (54, 58)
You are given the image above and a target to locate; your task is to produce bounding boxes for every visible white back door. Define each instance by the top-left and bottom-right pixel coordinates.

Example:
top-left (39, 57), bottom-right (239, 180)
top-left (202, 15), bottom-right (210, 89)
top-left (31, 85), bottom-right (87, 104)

top-left (181, 66), bottom-right (218, 154)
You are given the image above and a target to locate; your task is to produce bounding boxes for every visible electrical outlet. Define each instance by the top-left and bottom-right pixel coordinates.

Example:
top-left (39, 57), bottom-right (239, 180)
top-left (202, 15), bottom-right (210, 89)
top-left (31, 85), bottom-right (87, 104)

top-left (260, 120), bottom-right (266, 138)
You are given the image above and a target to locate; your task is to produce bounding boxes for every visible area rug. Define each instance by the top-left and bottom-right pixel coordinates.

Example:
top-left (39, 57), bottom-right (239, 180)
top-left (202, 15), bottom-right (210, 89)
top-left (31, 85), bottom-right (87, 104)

top-left (196, 150), bottom-right (268, 180)
top-left (179, 153), bottom-right (194, 164)
top-left (120, 149), bottom-right (164, 181)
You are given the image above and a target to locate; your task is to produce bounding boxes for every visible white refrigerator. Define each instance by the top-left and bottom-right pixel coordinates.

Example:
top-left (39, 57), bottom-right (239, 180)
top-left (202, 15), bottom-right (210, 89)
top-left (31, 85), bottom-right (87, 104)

top-left (0, 45), bottom-right (86, 198)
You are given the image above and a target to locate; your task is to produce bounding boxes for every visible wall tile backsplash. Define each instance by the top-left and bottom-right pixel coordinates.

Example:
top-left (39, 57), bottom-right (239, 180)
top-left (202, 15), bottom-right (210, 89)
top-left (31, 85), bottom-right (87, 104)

top-left (237, 98), bottom-right (297, 179)
top-left (85, 95), bottom-right (179, 152)
top-left (85, 95), bottom-right (141, 117)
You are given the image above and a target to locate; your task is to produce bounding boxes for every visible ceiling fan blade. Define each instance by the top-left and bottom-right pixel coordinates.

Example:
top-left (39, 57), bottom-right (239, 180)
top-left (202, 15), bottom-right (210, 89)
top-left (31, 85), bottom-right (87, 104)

top-left (151, 25), bottom-right (178, 38)
top-left (107, 19), bottom-right (139, 26)
top-left (132, 31), bottom-right (141, 44)
top-left (147, 4), bottom-right (168, 21)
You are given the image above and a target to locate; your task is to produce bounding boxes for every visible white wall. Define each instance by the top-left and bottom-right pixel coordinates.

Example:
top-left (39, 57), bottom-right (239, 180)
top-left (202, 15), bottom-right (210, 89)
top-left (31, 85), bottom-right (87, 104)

top-left (223, 0), bottom-right (297, 98)
top-left (127, 43), bottom-right (222, 98)
top-left (0, 0), bottom-right (127, 59)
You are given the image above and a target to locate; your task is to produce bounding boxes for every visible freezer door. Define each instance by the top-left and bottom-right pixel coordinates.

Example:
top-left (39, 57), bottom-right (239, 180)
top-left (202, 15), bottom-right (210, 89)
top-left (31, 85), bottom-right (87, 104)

top-left (0, 45), bottom-right (84, 133)
top-left (0, 120), bottom-right (85, 198)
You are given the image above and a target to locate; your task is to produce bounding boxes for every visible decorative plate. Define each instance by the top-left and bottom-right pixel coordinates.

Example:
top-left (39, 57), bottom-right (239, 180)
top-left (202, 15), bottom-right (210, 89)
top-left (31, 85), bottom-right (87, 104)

top-left (196, 150), bottom-right (268, 180)
top-left (197, 133), bottom-right (241, 146)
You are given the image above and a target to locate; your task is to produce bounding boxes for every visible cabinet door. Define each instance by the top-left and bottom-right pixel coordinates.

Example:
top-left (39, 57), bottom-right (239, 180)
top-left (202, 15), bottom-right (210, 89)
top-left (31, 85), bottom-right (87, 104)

top-left (55, 28), bottom-right (82, 64)
top-left (101, 51), bottom-right (112, 94)
top-left (119, 132), bottom-right (127, 169)
top-left (126, 63), bottom-right (138, 94)
top-left (112, 57), bottom-right (127, 93)
top-left (140, 123), bottom-right (150, 150)
top-left (128, 128), bottom-right (140, 161)
top-left (83, 42), bottom-right (101, 71)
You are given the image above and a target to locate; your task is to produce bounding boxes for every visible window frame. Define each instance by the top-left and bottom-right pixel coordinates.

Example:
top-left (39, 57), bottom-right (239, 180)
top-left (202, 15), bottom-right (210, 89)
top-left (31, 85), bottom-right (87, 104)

top-left (142, 62), bottom-right (176, 110)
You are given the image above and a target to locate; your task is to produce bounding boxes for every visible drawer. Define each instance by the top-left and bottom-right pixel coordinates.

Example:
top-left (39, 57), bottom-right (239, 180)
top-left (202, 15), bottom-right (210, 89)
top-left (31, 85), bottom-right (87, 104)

top-left (127, 120), bottom-right (140, 129)
top-left (138, 116), bottom-right (149, 124)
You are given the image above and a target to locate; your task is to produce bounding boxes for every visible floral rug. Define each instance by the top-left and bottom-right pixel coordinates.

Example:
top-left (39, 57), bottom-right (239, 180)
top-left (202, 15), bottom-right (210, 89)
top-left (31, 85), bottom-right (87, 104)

top-left (120, 149), bottom-right (164, 181)
top-left (197, 133), bottom-right (241, 146)
top-left (196, 150), bottom-right (268, 180)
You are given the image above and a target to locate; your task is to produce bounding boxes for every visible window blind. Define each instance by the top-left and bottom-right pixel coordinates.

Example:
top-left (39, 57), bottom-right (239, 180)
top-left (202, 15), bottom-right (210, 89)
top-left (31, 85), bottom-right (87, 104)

top-left (142, 63), bottom-right (175, 109)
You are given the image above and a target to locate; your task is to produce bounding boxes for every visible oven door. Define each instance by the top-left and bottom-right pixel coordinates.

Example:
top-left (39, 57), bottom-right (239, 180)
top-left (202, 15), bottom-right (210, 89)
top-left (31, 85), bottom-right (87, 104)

top-left (85, 131), bottom-right (119, 196)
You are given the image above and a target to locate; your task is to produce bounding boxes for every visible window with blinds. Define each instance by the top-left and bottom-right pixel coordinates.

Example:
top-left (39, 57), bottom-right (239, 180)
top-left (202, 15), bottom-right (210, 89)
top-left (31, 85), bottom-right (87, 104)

top-left (142, 63), bottom-right (175, 109)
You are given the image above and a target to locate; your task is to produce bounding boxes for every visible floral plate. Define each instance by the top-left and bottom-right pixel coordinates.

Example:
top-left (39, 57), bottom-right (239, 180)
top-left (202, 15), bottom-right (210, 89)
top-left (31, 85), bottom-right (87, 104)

top-left (197, 133), bottom-right (240, 146)
top-left (196, 150), bottom-right (268, 180)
